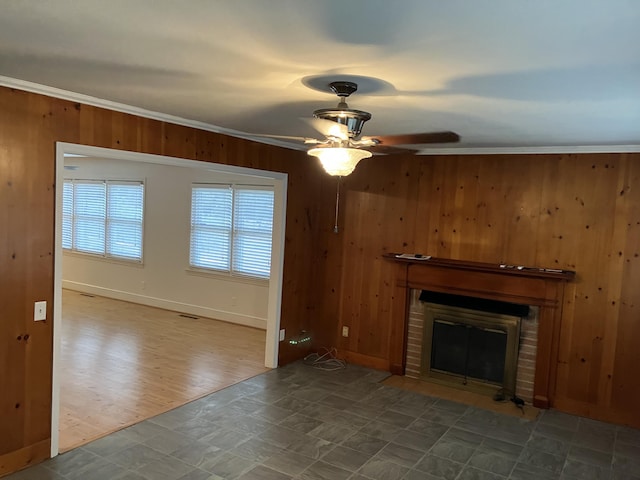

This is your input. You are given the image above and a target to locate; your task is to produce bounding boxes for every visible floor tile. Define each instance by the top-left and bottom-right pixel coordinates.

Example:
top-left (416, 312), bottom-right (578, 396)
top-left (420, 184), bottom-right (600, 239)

top-left (143, 430), bottom-right (195, 455)
top-left (358, 458), bottom-right (408, 480)
top-left (285, 435), bottom-right (335, 460)
top-left (169, 440), bottom-right (224, 468)
top-left (467, 451), bottom-right (516, 477)
top-left (561, 458), bottom-right (611, 480)
top-left (200, 452), bottom-right (256, 479)
top-left (45, 448), bottom-right (102, 477)
top-left (456, 466), bottom-right (507, 480)
top-left (237, 465), bottom-right (292, 479)
top-left (430, 439), bottom-right (476, 463)
top-left (83, 430), bottom-right (140, 457)
top-left (509, 463), bottom-right (561, 480)
top-left (341, 432), bottom-right (389, 456)
top-left (359, 419), bottom-right (403, 442)
top-left (420, 407), bottom-right (462, 426)
top-left (392, 429), bottom-right (440, 452)
top-left (297, 460), bottom-right (351, 480)
top-left (374, 442), bottom-right (423, 468)
top-left (308, 422), bottom-right (357, 443)
top-left (321, 446), bottom-right (372, 471)
top-left (200, 426), bottom-right (251, 450)
top-left (517, 446), bottom-right (566, 476)
top-left (279, 413), bottom-right (324, 434)
top-left (414, 454), bottom-right (464, 479)
top-left (375, 410), bottom-right (415, 428)
top-left (135, 455), bottom-right (195, 480)
top-left (567, 445), bottom-right (612, 468)
top-left (233, 437), bottom-right (284, 463)
top-left (263, 451), bottom-right (316, 476)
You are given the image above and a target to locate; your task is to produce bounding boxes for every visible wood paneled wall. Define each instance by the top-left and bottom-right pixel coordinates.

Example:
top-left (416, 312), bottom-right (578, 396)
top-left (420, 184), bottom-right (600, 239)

top-left (0, 86), bottom-right (332, 474)
top-left (330, 153), bottom-right (640, 428)
top-left (2, 84), bottom-right (639, 475)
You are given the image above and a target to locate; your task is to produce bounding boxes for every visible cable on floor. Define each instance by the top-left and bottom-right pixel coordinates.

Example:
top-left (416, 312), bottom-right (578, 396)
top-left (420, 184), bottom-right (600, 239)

top-left (303, 347), bottom-right (347, 371)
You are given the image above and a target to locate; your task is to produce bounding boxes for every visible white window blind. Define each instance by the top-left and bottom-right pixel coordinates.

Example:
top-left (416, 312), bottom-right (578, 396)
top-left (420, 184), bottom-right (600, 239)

top-left (107, 182), bottom-right (144, 260)
top-left (62, 182), bottom-right (73, 249)
top-left (190, 186), bottom-right (233, 271)
top-left (233, 187), bottom-right (274, 279)
top-left (190, 184), bottom-right (274, 279)
top-left (74, 181), bottom-right (106, 255)
top-left (62, 179), bottom-right (144, 262)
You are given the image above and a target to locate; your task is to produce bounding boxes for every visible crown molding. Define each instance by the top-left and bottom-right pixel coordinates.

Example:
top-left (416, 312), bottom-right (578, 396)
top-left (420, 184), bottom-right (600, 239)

top-left (2, 76), bottom-right (639, 155)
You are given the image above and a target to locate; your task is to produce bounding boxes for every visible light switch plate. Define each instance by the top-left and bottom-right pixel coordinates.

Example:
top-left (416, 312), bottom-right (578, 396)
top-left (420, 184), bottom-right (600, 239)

top-left (279, 329), bottom-right (285, 342)
top-left (34, 301), bottom-right (47, 321)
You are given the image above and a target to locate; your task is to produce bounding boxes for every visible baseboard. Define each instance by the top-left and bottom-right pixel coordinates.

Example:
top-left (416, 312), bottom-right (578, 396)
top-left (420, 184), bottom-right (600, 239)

top-left (0, 439), bottom-right (50, 477)
top-left (339, 350), bottom-right (391, 372)
top-left (62, 281), bottom-right (267, 330)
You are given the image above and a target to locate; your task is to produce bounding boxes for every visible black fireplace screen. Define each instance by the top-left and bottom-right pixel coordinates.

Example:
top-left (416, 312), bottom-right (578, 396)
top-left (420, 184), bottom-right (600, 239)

top-left (431, 320), bottom-right (507, 385)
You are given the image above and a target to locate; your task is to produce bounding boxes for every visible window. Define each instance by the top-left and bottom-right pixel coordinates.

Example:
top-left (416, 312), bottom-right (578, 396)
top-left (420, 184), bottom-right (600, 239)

top-left (190, 184), bottom-right (274, 279)
top-left (62, 179), bottom-right (144, 261)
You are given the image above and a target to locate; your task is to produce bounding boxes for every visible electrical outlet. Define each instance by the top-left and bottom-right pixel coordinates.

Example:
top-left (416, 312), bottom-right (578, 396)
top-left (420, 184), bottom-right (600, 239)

top-left (279, 329), bottom-right (285, 341)
top-left (342, 326), bottom-right (349, 337)
top-left (34, 301), bottom-right (47, 321)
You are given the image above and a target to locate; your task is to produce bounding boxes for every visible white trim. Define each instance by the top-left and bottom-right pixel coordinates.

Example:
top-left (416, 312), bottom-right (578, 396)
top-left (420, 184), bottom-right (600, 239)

top-left (62, 281), bottom-right (267, 329)
top-left (415, 145), bottom-right (640, 155)
top-left (52, 142), bottom-right (287, 457)
top-left (3, 76), bottom-right (639, 156)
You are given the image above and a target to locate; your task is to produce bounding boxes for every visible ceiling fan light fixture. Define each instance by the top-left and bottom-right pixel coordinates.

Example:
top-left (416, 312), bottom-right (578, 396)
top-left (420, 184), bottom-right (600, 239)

top-left (308, 147), bottom-right (372, 176)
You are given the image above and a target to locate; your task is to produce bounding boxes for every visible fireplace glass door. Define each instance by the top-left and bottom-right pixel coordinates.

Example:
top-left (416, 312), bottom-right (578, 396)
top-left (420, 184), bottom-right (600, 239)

top-left (422, 303), bottom-right (520, 396)
top-left (431, 320), bottom-right (507, 385)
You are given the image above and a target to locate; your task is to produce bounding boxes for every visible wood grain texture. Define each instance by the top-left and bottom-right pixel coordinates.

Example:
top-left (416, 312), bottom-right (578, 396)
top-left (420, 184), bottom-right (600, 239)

top-left (59, 290), bottom-right (269, 452)
top-left (0, 86), bottom-right (328, 473)
top-left (334, 153), bottom-right (640, 428)
top-left (2, 85), bottom-right (640, 475)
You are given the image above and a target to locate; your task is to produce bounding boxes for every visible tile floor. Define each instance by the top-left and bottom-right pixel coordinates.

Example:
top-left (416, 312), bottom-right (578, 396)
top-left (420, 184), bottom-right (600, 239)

top-left (6, 361), bottom-right (640, 480)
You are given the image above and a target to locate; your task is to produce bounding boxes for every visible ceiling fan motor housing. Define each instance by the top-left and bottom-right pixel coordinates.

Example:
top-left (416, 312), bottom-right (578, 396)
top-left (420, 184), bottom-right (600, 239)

top-left (313, 107), bottom-right (372, 138)
top-left (313, 81), bottom-right (373, 138)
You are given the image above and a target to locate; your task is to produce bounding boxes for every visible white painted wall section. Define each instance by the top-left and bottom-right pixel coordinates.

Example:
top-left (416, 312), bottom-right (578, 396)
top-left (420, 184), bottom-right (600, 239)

top-left (62, 156), bottom-right (272, 329)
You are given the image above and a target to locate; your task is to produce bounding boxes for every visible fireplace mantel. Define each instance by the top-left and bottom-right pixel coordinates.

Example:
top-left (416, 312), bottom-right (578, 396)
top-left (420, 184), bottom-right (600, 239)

top-left (385, 254), bottom-right (575, 408)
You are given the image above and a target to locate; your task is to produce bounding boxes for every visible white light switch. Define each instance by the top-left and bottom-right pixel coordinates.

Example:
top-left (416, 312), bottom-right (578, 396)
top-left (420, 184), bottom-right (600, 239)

top-left (34, 301), bottom-right (47, 321)
top-left (279, 329), bottom-right (285, 342)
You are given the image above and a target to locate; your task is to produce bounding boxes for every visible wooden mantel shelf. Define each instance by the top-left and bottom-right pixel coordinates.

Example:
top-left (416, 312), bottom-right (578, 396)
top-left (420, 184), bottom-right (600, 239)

top-left (384, 253), bottom-right (575, 281)
top-left (384, 253), bottom-right (576, 409)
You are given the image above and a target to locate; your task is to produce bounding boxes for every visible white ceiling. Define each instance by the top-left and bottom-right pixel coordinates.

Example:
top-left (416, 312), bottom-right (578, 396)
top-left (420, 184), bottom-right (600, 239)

top-left (1, 0), bottom-right (639, 153)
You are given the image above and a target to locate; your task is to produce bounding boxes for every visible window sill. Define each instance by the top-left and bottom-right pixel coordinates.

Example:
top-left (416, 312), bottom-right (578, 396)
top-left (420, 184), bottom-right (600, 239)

top-left (185, 267), bottom-right (269, 286)
top-left (62, 250), bottom-right (144, 268)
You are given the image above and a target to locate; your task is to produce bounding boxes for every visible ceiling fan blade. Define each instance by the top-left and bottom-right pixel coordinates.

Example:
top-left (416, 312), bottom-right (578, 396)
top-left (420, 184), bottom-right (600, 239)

top-left (363, 131), bottom-right (460, 146)
top-left (248, 133), bottom-right (323, 144)
top-left (368, 145), bottom-right (419, 155)
top-left (303, 117), bottom-right (349, 140)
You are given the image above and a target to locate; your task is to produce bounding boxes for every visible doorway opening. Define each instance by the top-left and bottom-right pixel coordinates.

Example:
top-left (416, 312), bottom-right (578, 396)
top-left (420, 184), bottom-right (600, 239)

top-left (52, 143), bottom-right (287, 456)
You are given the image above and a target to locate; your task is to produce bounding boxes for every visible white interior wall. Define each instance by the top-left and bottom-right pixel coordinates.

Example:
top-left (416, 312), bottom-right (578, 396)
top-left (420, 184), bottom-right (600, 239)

top-left (62, 156), bottom-right (271, 329)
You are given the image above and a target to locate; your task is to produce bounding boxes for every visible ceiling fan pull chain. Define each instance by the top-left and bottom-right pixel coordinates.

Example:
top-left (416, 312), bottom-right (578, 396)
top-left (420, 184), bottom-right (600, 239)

top-left (334, 177), bottom-right (341, 233)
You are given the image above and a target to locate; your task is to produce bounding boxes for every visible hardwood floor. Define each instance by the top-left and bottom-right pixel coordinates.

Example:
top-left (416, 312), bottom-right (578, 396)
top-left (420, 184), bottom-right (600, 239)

top-left (59, 289), bottom-right (269, 452)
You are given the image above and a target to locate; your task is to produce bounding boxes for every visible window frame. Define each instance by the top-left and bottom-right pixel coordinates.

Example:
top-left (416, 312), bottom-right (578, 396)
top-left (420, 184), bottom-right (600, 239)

top-left (62, 178), bottom-right (145, 264)
top-left (189, 183), bottom-right (274, 280)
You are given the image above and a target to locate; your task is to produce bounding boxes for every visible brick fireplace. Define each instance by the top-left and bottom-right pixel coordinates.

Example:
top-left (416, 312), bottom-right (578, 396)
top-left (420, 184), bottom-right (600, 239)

top-left (405, 289), bottom-right (539, 403)
top-left (385, 255), bottom-right (574, 408)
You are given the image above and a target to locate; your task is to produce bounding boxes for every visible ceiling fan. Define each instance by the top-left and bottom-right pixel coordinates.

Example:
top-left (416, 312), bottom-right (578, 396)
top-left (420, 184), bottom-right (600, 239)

top-left (259, 80), bottom-right (460, 176)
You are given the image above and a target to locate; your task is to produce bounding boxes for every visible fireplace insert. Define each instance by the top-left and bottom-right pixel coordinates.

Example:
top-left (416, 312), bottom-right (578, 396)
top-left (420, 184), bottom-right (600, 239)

top-left (421, 300), bottom-right (521, 397)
